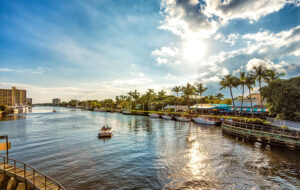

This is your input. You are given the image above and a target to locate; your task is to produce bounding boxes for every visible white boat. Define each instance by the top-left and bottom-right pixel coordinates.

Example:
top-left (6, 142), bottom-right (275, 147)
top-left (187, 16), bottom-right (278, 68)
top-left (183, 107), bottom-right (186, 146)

top-left (122, 109), bottom-right (131, 115)
top-left (192, 118), bottom-right (216, 125)
top-left (149, 113), bottom-right (160, 118)
top-left (98, 125), bottom-right (113, 138)
top-left (175, 117), bottom-right (191, 122)
top-left (161, 115), bottom-right (173, 120)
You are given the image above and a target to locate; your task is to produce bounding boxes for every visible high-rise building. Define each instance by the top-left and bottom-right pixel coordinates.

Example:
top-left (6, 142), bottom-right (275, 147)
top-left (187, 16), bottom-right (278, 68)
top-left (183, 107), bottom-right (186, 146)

top-left (52, 98), bottom-right (61, 105)
top-left (0, 87), bottom-right (26, 106)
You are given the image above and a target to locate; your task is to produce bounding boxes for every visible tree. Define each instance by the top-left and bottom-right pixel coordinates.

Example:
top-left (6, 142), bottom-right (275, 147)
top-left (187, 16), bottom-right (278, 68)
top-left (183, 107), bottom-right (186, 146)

top-left (181, 83), bottom-right (196, 109)
top-left (261, 77), bottom-right (300, 121)
top-left (215, 93), bottom-right (224, 100)
top-left (245, 73), bottom-right (256, 118)
top-left (220, 75), bottom-right (239, 116)
top-left (249, 65), bottom-right (268, 114)
top-left (146, 89), bottom-right (155, 110)
top-left (172, 86), bottom-right (182, 112)
top-left (195, 82), bottom-right (207, 114)
top-left (128, 90), bottom-right (140, 109)
top-left (238, 71), bottom-right (247, 115)
top-left (265, 69), bottom-right (285, 84)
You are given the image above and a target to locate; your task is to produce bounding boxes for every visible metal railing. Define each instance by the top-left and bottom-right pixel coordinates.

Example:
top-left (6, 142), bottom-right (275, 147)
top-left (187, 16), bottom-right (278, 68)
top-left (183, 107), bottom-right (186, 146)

top-left (0, 155), bottom-right (65, 190)
top-left (266, 117), bottom-right (300, 130)
top-left (223, 120), bottom-right (300, 138)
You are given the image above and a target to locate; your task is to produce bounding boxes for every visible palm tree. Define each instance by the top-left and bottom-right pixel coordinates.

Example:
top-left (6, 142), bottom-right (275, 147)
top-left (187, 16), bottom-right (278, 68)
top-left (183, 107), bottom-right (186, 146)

top-left (146, 89), bottom-right (155, 110)
top-left (215, 93), bottom-right (224, 100)
top-left (172, 86), bottom-right (182, 112)
top-left (249, 65), bottom-right (267, 114)
top-left (127, 90), bottom-right (140, 109)
top-left (265, 69), bottom-right (285, 84)
top-left (238, 71), bottom-right (247, 115)
top-left (245, 73), bottom-right (256, 118)
top-left (181, 83), bottom-right (196, 110)
top-left (220, 74), bottom-right (239, 116)
top-left (195, 82), bottom-right (207, 114)
top-left (158, 90), bottom-right (166, 100)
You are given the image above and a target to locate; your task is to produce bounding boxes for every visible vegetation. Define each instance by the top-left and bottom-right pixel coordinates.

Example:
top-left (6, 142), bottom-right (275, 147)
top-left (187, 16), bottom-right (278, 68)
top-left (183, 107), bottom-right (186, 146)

top-left (220, 75), bottom-right (239, 116)
top-left (261, 77), bottom-right (300, 121)
top-left (59, 64), bottom-right (293, 122)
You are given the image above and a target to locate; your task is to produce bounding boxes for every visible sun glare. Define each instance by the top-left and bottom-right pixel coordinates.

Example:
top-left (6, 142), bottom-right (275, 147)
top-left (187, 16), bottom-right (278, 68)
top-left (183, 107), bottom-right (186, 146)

top-left (183, 39), bottom-right (206, 63)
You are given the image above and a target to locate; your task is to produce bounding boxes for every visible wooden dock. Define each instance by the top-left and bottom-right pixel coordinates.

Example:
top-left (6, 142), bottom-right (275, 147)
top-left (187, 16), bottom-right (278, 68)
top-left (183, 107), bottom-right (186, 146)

top-left (222, 121), bottom-right (300, 149)
top-left (0, 156), bottom-right (65, 190)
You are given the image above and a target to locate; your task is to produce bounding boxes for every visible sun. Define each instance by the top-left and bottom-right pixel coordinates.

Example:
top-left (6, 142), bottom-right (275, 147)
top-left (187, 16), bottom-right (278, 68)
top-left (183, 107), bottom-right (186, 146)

top-left (183, 39), bottom-right (206, 63)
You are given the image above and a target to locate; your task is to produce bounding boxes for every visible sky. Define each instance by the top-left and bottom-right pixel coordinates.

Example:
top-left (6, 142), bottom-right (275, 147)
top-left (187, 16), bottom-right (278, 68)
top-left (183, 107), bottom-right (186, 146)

top-left (0, 0), bottom-right (299, 103)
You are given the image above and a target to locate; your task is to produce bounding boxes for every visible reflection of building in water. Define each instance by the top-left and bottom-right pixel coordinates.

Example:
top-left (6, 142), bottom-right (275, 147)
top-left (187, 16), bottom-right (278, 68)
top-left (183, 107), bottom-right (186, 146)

top-left (0, 87), bottom-right (26, 106)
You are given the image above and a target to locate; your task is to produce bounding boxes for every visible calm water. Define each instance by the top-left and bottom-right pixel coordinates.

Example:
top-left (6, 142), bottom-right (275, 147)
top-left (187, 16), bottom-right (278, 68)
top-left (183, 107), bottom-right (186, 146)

top-left (0, 106), bottom-right (299, 190)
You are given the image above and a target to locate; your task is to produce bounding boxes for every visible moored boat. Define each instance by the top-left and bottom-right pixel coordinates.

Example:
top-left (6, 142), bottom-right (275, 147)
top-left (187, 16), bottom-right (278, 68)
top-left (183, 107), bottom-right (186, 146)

top-left (192, 118), bottom-right (216, 125)
top-left (98, 125), bottom-right (113, 138)
top-left (175, 117), bottom-right (191, 122)
top-left (149, 113), bottom-right (160, 118)
top-left (122, 109), bottom-right (131, 115)
top-left (161, 115), bottom-right (173, 120)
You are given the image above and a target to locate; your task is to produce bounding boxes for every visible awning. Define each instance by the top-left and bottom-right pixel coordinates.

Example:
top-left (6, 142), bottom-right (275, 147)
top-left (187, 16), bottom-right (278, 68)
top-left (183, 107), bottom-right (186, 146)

top-left (227, 108), bottom-right (269, 112)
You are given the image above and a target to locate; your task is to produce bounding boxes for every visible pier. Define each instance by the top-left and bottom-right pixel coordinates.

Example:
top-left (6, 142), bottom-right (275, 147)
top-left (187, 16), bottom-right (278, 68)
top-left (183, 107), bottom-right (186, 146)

top-left (0, 156), bottom-right (65, 190)
top-left (222, 120), bottom-right (300, 149)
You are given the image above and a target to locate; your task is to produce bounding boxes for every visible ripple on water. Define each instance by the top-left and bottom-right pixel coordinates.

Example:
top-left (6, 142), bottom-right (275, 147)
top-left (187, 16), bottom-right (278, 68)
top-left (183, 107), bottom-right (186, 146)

top-left (0, 106), bottom-right (299, 190)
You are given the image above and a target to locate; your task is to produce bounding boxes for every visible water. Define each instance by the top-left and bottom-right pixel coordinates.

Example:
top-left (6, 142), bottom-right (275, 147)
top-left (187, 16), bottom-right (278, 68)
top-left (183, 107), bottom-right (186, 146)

top-left (0, 106), bottom-right (299, 189)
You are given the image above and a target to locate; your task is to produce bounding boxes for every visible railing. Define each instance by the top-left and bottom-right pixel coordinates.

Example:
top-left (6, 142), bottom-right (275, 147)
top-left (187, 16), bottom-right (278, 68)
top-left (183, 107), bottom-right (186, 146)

top-left (266, 117), bottom-right (300, 130)
top-left (223, 120), bottom-right (300, 138)
top-left (0, 155), bottom-right (65, 190)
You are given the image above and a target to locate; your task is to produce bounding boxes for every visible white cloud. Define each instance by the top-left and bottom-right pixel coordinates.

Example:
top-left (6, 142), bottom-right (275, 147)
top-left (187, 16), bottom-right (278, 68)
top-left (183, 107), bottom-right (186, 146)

top-left (0, 67), bottom-right (44, 74)
top-left (214, 33), bottom-right (239, 46)
top-left (246, 58), bottom-right (296, 73)
top-left (156, 57), bottom-right (169, 65)
top-left (206, 0), bottom-right (291, 22)
top-left (151, 46), bottom-right (178, 57)
top-left (159, 0), bottom-right (299, 39)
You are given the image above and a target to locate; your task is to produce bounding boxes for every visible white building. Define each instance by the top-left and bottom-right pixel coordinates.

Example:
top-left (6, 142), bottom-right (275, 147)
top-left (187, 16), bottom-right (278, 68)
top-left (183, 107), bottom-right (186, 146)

top-left (52, 98), bottom-right (61, 105)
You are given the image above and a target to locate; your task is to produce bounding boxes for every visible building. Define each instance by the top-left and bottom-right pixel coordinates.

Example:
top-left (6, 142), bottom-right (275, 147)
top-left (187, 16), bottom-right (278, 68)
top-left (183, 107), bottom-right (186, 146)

top-left (164, 105), bottom-right (189, 112)
top-left (0, 87), bottom-right (26, 106)
top-left (234, 93), bottom-right (266, 108)
top-left (52, 98), bottom-right (61, 105)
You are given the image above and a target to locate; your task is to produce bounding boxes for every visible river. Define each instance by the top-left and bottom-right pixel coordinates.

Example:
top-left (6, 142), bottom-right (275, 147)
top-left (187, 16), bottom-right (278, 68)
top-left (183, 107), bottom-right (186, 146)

top-left (0, 106), bottom-right (299, 189)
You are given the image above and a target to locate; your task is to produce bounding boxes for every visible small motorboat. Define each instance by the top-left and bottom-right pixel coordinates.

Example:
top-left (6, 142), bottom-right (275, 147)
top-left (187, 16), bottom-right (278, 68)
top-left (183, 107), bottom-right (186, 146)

top-left (149, 113), bottom-right (160, 118)
top-left (192, 118), bottom-right (216, 125)
top-left (98, 125), bottom-right (113, 138)
top-left (122, 109), bottom-right (131, 115)
top-left (175, 117), bottom-right (191, 122)
top-left (53, 109), bottom-right (57, 112)
top-left (161, 115), bottom-right (173, 120)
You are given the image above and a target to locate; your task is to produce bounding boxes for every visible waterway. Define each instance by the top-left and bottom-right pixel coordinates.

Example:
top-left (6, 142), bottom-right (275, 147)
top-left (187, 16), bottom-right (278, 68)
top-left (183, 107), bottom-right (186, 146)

top-left (0, 106), bottom-right (299, 189)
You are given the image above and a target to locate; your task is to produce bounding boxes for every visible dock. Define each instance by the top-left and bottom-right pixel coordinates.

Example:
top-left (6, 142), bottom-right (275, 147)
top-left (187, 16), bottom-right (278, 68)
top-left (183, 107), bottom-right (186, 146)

top-left (222, 120), bottom-right (300, 149)
top-left (0, 156), bottom-right (65, 190)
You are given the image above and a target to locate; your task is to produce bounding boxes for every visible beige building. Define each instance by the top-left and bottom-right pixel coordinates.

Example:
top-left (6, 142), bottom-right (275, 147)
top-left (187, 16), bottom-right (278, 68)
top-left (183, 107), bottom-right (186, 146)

top-left (0, 87), bottom-right (26, 106)
top-left (52, 98), bottom-right (61, 105)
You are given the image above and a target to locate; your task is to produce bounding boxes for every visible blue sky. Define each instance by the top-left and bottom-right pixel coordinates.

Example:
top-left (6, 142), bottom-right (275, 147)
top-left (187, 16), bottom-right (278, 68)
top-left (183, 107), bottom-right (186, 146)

top-left (0, 0), bottom-right (299, 103)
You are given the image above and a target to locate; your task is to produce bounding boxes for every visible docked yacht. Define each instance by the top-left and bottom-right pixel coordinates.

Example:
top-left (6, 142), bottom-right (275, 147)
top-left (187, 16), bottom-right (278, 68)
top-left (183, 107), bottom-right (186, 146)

top-left (149, 113), bottom-right (160, 118)
top-left (192, 118), bottom-right (216, 125)
top-left (161, 115), bottom-right (173, 120)
top-left (175, 117), bottom-right (191, 122)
